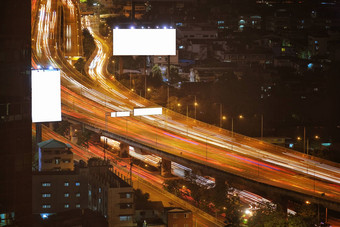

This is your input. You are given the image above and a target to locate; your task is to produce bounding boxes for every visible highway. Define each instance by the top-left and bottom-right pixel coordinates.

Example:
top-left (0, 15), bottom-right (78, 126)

top-left (32, 0), bottom-right (340, 209)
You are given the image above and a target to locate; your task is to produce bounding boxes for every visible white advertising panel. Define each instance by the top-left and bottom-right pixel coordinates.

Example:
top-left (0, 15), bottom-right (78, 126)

top-left (113, 29), bottom-right (176, 55)
top-left (111, 111), bottom-right (131, 117)
top-left (133, 107), bottom-right (163, 116)
top-left (32, 69), bottom-right (62, 123)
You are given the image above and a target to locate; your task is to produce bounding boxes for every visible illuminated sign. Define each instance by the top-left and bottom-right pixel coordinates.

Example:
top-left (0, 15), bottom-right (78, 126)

top-left (32, 69), bottom-right (61, 123)
top-left (133, 107), bottom-right (162, 116)
top-left (113, 29), bottom-right (176, 56)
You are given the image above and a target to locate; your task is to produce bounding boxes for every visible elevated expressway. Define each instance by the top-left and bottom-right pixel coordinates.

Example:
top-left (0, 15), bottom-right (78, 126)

top-left (33, 0), bottom-right (340, 211)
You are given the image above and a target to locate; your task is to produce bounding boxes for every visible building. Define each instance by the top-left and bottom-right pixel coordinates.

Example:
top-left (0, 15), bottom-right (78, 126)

top-left (38, 208), bottom-right (108, 226)
top-left (164, 207), bottom-right (193, 227)
top-left (135, 201), bottom-right (165, 227)
top-left (32, 168), bottom-right (89, 215)
top-left (33, 139), bottom-right (134, 226)
top-left (38, 139), bottom-right (74, 171)
top-left (88, 158), bottom-right (134, 227)
top-left (0, 1), bottom-right (32, 225)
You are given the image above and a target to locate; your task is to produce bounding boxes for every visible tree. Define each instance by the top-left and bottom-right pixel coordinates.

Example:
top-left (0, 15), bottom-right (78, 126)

top-left (99, 22), bottom-right (109, 36)
top-left (163, 179), bottom-right (180, 196)
top-left (74, 58), bottom-right (86, 76)
top-left (134, 188), bottom-right (150, 207)
top-left (55, 121), bottom-right (71, 137)
top-left (82, 29), bottom-right (96, 58)
top-left (76, 129), bottom-right (93, 148)
top-left (248, 202), bottom-right (286, 227)
top-left (169, 65), bottom-right (181, 83)
top-left (151, 64), bottom-right (162, 80)
top-left (166, 96), bottom-right (181, 112)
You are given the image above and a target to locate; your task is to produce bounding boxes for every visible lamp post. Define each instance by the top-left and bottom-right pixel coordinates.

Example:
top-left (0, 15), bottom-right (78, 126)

top-left (186, 105), bottom-right (189, 120)
top-left (219, 104), bottom-right (222, 128)
top-left (231, 115), bottom-right (243, 137)
top-left (167, 85), bottom-right (170, 107)
top-left (261, 114), bottom-right (264, 140)
top-left (231, 117), bottom-right (234, 137)
top-left (146, 87), bottom-right (151, 99)
top-left (214, 103), bottom-right (224, 128)
top-left (144, 74), bottom-right (147, 98)
top-left (303, 126), bottom-right (306, 154)
top-left (194, 96), bottom-right (198, 120)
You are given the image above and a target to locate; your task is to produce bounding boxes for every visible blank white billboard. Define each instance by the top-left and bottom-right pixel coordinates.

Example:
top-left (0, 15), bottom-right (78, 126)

top-left (113, 29), bottom-right (176, 55)
top-left (32, 69), bottom-right (62, 123)
top-left (111, 111), bottom-right (131, 117)
top-left (133, 107), bottom-right (163, 116)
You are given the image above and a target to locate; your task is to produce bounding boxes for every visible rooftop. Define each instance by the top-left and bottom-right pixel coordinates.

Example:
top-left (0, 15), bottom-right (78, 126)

top-left (38, 139), bottom-right (72, 149)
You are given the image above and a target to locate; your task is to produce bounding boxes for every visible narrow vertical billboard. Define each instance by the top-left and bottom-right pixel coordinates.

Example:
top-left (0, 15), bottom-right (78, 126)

top-left (113, 29), bottom-right (176, 56)
top-left (32, 69), bottom-right (62, 123)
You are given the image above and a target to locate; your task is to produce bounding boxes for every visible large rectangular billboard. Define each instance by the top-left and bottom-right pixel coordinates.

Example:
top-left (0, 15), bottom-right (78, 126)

top-left (113, 29), bottom-right (176, 56)
top-left (32, 69), bottom-right (62, 123)
top-left (133, 107), bottom-right (162, 116)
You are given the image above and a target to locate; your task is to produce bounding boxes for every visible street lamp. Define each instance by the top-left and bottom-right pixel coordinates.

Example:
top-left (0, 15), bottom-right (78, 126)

top-left (194, 101), bottom-right (198, 119)
top-left (214, 103), bottom-right (224, 128)
top-left (194, 96), bottom-right (198, 120)
top-left (222, 115), bottom-right (226, 128)
top-left (260, 114), bottom-right (264, 140)
top-left (146, 87), bottom-right (151, 99)
top-left (231, 114), bottom-right (244, 137)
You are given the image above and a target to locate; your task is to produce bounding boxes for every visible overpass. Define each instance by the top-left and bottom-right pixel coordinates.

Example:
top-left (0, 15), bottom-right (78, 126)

top-left (63, 114), bottom-right (340, 212)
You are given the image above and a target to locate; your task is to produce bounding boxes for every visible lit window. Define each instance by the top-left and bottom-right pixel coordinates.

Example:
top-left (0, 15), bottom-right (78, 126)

top-left (42, 204), bottom-right (51, 209)
top-left (42, 182), bottom-right (51, 187)
top-left (75, 182), bottom-right (80, 186)
top-left (99, 198), bottom-right (102, 203)
top-left (120, 193), bottom-right (132, 198)
top-left (76, 193), bottom-right (80, 197)
top-left (64, 193), bottom-right (69, 197)
top-left (120, 203), bottom-right (133, 209)
top-left (64, 182), bottom-right (69, 186)
top-left (55, 158), bottom-right (60, 164)
top-left (76, 204), bottom-right (80, 208)
top-left (119, 216), bottom-right (132, 221)
top-left (42, 193), bottom-right (51, 198)
top-left (99, 187), bottom-right (101, 193)
top-left (64, 204), bottom-right (69, 208)
top-left (281, 48), bottom-right (286, 52)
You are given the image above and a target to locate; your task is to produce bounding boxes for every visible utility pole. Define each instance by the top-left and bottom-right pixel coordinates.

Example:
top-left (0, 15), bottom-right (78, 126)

top-left (219, 104), bottom-right (223, 128)
top-left (194, 96), bottom-right (197, 120)
top-left (231, 118), bottom-right (234, 137)
top-left (144, 74), bottom-right (147, 98)
top-left (261, 114), bottom-right (263, 140)
top-left (303, 126), bottom-right (306, 154)
top-left (186, 105), bottom-right (188, 120)
top-left (167, 85), bottom-right (169, 107)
